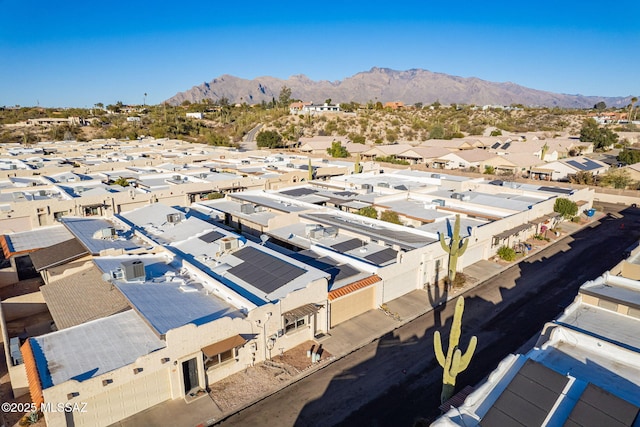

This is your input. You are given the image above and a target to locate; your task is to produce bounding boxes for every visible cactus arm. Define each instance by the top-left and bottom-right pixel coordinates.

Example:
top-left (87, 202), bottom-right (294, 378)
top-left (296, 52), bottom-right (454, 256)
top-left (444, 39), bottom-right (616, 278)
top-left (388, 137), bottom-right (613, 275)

top-left (457, 336), bottom-right (477, 372)
top-left (447, 297), bottom-right (464, 351)
top-left (444, 348), bottom-right (463, 385)
top-left (439, 232), bottom-right (450, 253)
top-left (458, 237), bottom-right (469, 255)
top-left (434, 331), bottom-right (446, 368)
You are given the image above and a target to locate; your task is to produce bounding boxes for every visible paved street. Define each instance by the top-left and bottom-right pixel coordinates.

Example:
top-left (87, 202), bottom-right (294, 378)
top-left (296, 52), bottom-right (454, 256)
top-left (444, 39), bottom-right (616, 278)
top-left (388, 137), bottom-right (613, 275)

top-left (239, 124), bottom-right (262, 151)
top-left (218, 204), bottom-right (640, 427)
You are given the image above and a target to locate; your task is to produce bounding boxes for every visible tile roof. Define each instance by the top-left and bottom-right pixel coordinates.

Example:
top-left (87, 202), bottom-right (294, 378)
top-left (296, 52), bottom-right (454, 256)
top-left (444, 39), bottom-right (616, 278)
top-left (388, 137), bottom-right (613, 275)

top-left (40, 265), bottom-right (130, 329)
top-left (20, 339), bottom-right (44, 407)
top-left (328, 275), bottom-right (381, 300)
top-left (29, 238), bottom-right (89, 271)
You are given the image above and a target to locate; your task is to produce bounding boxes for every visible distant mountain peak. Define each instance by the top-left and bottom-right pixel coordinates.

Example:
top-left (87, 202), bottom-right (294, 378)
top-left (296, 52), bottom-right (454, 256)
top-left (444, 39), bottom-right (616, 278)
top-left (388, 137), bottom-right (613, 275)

top-left (167, 68), bottom-right (634, 108)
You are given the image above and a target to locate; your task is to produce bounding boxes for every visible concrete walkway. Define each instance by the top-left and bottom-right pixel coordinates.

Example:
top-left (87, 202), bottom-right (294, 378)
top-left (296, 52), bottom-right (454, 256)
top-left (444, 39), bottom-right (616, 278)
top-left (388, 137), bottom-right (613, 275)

top-left (112, 213), bottom-right (606, 427)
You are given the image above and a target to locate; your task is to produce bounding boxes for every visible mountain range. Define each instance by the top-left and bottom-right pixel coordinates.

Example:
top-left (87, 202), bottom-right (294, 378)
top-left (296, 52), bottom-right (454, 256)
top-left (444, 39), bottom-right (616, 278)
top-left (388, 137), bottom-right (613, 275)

top-left (166, 67), bottom-right (633, 109)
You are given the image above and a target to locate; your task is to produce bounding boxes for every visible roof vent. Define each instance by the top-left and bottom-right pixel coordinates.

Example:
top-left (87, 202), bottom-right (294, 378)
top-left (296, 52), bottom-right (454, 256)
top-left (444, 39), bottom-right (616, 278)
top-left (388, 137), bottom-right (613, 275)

top-left (166, 213), bottom-right (182, 224)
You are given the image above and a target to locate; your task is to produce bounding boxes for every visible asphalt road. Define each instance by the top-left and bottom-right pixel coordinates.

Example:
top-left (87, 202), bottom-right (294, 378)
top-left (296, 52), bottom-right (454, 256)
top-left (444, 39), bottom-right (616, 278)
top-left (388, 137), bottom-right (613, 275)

top-left (218, 203), bottom-right (640, 427)
top-left (239, 124), bottom-right (262, 151)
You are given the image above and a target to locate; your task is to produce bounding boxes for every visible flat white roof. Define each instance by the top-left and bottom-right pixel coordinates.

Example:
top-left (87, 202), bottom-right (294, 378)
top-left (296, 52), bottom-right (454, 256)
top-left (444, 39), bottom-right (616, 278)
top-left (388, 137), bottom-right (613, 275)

top-left (32, 310), bottom-right (166, 388)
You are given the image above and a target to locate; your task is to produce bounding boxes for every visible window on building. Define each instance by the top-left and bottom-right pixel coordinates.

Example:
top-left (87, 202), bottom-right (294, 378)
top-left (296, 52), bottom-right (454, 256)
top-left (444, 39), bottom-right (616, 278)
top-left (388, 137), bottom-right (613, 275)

top-left (204, 348), bottom-right (235, 369)
top-left (492, 237), bottom-right (500, 247)
top-left (284, 315), bottom-right (307, 334)
top-left (84, 206), bottom-right (100, 216)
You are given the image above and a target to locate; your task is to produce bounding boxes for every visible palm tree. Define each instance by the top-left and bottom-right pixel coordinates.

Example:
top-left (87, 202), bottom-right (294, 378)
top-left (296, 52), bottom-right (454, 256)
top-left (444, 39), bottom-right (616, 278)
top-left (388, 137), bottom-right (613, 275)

top-left (143, 93), bottom-right (147, 107)
top-left (631, 97), bottom-right (638, 122)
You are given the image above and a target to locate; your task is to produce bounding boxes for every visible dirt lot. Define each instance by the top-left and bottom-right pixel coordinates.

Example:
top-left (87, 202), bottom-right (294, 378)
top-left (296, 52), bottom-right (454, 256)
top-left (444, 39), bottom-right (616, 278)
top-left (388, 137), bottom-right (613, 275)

top-left (209, 340), bottom-right (332, 413)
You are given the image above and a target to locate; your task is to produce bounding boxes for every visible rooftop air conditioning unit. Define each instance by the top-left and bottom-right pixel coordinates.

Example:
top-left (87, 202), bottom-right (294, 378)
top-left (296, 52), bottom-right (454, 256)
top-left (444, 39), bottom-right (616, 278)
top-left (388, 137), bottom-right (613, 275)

top-left (9, 164), bottom-right (17, 170)
top-left (324, 226), bottom-right (338, 238)
top-left (286, 163), bottom-right (295, 168)
top-left (431, 173), bottom-right (441, 179)
top-left (121, 260), bottom-right (145, 281)
top-left (38, 190), bottom-right (47, 196)
top-left (305, 224), bottom-right (321, 236)
top-left (461, 194), bottom-right (471, 201)
top-left (450, 193), bottom-right (462, 199)
top-left (377, 182), bottom-right (389, 188)
top-left (172, 175), bottom-right (181, 181)
top-left (240, 203), bottom-right (255, 214)
top-left (433, 199), bottom-right (445, 207)
top-left (219, 237), bottom-right (239, 252)
top-left (309, 228), bottom-right (325, 239)
top-left (93, 227), bottom-right (116, 239)
top-left (166, 213), bottom-right (182, 224)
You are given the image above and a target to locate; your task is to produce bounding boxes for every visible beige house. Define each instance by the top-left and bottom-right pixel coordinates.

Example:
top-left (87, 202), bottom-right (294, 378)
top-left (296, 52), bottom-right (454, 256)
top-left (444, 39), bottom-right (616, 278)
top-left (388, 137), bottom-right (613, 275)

top-left (16, 204), bottom-right (330, 427)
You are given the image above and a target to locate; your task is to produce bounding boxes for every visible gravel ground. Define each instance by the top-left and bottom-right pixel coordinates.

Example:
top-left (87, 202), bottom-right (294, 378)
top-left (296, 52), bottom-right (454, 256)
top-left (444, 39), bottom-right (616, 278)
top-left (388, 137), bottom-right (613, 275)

top-left (209, 340), bottom-right (332, 413)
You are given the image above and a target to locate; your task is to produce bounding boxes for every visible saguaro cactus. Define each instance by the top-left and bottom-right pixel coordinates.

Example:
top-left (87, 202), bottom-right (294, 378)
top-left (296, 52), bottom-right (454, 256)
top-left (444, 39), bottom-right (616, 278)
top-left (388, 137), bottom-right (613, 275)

top-left (354, 153), bottom-right (361, 174)
top-left (439, 214), bottom-right (469, 282)
top-left (308, 158), bottom-right (313, 181)
top-left (434, 296), bottom-right (477, 404)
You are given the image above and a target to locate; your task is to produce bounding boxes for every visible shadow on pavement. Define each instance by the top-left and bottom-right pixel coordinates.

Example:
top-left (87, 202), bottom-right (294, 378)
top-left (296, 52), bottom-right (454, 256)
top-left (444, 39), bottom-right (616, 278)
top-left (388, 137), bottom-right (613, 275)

top-left (294, 207), bottom-right (640, 427)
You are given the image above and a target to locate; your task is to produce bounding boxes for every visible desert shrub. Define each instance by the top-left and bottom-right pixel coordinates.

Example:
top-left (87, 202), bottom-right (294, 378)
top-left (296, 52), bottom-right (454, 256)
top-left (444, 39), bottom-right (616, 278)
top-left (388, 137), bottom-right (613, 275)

top-left (497, 246), bottom-right (517, 261)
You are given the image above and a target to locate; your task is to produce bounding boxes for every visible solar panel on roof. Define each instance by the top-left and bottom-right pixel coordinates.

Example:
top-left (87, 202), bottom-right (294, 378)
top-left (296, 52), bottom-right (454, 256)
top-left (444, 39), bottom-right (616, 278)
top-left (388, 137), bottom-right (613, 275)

top-left (198, 230), bottom-right (224, 243)
top-left (537, 186), bottom-right (573, 194)
top-left (481, 359), bottom-right (568, 427)
top-left (331, 238), bottom-right (364, 252)
top-left (229, 247), bottom-right (306, 295)
top-left (501, 142), bottom-right (511, 149)
top-left (280, 188), bottom-right (318, 197)
top-left (565, 383), bottom-right (639, 427)
top-left (567, 159), bottom-right (603, 171)
top-left (364, 248), bottom-right (398, 265)
top-left (491, 142), bottom-right (501, 149)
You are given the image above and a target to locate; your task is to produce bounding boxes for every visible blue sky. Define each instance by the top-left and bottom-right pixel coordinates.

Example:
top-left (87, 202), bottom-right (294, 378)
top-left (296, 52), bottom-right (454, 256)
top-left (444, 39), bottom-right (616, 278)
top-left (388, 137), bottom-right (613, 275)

top-left (1, 1), bottom-right (638, 107)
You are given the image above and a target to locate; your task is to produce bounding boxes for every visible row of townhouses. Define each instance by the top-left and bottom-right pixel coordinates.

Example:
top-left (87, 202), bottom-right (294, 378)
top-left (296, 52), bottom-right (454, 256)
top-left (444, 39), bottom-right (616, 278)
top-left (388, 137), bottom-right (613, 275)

top-left (0, 138), bottom-right (596, 426)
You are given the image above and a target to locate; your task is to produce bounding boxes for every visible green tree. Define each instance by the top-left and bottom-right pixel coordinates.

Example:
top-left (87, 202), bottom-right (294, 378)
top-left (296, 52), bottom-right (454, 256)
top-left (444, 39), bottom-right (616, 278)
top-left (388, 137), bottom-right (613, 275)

top-left (279, 86), bottom-right (292, 108)
top-left (579, 118), bottom-right (618, 150)
top-left (553, 198), bottom-right (578, 219)
top-left (429, 124), bottom-right (445, 139)
top-left (490, 129), bottom-right (502, 136)
top-left (256, 130), bottom-right (283, 148)
top-left (349, 133), bottom-right (366, 144)
top-left (380, 210), bottom-right (402, 225)
top-left (356, 206), bottom-right (378, 219)
top-left (617, 149), bottom-right (640, 165)
top-left (113, 177), bottom-right (130, 187)
top-left (326, 141), bottom-right (349, 158)
top-left (484, 165), bottom-right (495, 175)
top-left (205, 132), bottom-right (229, 146)
top-left (594, 101), bottom-right (607, 110)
